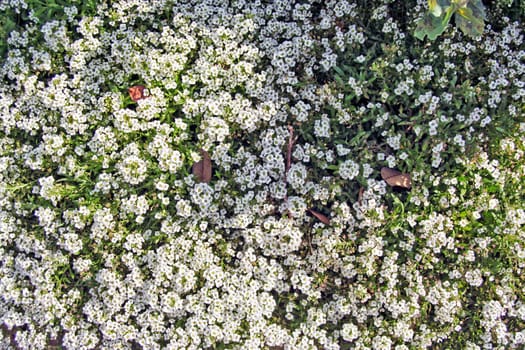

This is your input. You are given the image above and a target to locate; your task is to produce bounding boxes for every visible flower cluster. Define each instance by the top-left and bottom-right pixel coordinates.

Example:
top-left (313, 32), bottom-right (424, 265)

top-left (0, 0), bottom-right (524, 349)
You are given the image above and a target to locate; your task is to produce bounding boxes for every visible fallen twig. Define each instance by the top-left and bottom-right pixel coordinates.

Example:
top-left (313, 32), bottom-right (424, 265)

top-left (284, 125), bottom-right (298, 218)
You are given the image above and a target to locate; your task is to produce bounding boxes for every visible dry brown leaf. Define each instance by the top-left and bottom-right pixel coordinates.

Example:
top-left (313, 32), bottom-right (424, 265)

top-left (308, 208), bottom-right (331, 225)
top-left (128, 85), bottom-right (148, 101)
top-left (192, 149), bottom-right (212, 183)
top-left (358, 187), bottom-right (365, 205)
top-left (380, 167), bottom-right (412, 189)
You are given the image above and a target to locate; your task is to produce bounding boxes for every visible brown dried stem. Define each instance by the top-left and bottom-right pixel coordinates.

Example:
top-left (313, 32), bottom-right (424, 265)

top-left (284, 125), bottom-right (298, 218)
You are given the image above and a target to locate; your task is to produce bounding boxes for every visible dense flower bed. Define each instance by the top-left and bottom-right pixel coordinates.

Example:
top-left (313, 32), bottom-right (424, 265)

top-left (0, 0), bottom-right (524, 349)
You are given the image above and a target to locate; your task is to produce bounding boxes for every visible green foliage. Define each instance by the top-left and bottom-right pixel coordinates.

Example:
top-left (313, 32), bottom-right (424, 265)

top-left (0, 7), bottom-right (17, 58)
top-left (415, 0), bottom-right (487, 40)
top-left (1, 0), bottom-right (524, 348)
top-left (0, 0), bottom-right (98, 58)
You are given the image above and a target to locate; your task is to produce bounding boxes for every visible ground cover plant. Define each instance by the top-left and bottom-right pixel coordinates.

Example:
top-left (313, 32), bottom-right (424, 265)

top-left (0, 0), bottom-right (524, 349)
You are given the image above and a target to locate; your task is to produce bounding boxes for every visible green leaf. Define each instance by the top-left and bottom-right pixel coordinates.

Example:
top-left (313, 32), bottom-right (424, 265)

top-left (455, 2), bottom-right (486, 37)
top-left (415, 13), bottom-right (449, 41)
top-left (429, 0), bottom-right (443, 17)
top-left (455, 14), bottom-right (484, 38)
top-left (468, 0), bottom-right (487, 20)
top-left (430, 0), bottom-right (452, 16)
top-left (349, 130), bottom-right (369, 146)
top-left (334, 74), bottom-right (344, 86)
top-left (333, 65), bottom-right (345, 77)
top-left (441, 4), bottom-right (456, 26)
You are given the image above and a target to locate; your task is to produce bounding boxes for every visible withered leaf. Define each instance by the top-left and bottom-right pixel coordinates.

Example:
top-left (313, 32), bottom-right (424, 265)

top-left (128, 85), bottom-right (148, 101)
top-left (308, 208), bottom-right (331, 225)
top-left (358, 187), bottom-right (365, 205)
top-left (380, 167), bottom-right (412, 189)
top-left (192, 149), bottom-right (212, 183)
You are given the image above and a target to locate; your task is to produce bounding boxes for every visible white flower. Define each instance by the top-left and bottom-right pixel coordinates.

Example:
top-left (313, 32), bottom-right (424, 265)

top-left (288, 163), bottom-right (308, 191)
top-left (465, 269), bottom-right (484, 287)
top-left (314, 115), bottom-right (331, 138)
top-left (155, 181), bottom-right (169, 191)
top-left (73, 257), bottom-right (92, 275)
top-left (341, 323), bottom-right (359, 341)
top-left (117, 154), bottom-right (148, 185)
top-left (176, 199), bottom-right (193, 218)
top-left (191, 183), bottom-right (215, 210)
top-left (286, 196), bottom-right (307, 219)
top-left (38, 176), bottom-right (61, 205)
top-left (372, 335), bottom-right (392, 350)
top-left (339, 159), bottom-right (359, 180)
top-left (483, 300), bottom-right (506, 321)
top-left (386, 134), bottom-right (401, 150)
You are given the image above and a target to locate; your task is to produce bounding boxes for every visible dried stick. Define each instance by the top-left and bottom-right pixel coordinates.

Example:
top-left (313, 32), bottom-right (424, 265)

top-left (284, 125), bottom-right (298, 218)
top-left (285, 125), bottom-right (295, 176)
